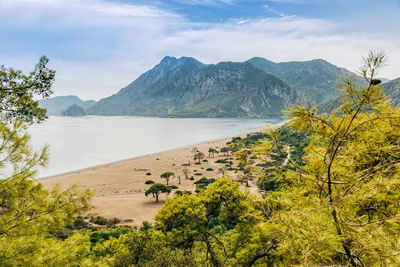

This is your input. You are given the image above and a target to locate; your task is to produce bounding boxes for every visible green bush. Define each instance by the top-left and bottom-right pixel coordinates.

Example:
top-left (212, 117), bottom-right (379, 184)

top-left (168, 185), bottom-right (179, 190)
top-left (146, 172), bottom-right (151, 176)
top-left (145, 180), bottom-right (155, 184)
top-left (90, 216), bottom-right (108, 225)
top-left (206, 168), bottom-right (214, 171)
top-left (194, 177), bottom-right (216, 185)
top-left (140, 221), bottom-right (153, 231)
top-left (89, 227), bottom-right (131, 246)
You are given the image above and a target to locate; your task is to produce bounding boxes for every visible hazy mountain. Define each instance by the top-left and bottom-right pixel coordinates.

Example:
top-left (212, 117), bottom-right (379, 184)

top-left (60, 104), bottom-right (87, 117)
top-left (247, 57), bottom-right (357, 103)
top-left (39, 95), bottom-right (96, 115)
top-left (383, 78), bottom-right (400, 106)
top-left (318, 77), bottom-right (400, 114)
top-left (88, 57), bottom-right (298, 117)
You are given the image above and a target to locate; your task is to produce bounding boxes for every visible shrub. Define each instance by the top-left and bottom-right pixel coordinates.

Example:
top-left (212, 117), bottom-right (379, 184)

top-left (146, 172), bottom-right (151, 176)
top-left (145, 180), bottom-right (155, 184)
top-left (215, 159), bottom-right (228, 164)
top-left (194, 173), bottom-right (203, 176)
top-left (202, 159), bottom-right (208, 162)
top-left (168, 185), bottom-right (179, 190)
top-left (194, 177), bottom-right (216, 185)
top-left (189, 176), bottom-right (194, 180)
top-left (71, 216), bottom-right (89, 230)
top-left (90, 216), bottom-right (108, 225)
top-left (140, 221), bottom-right (153, 231)
top-left (206, 168), bottom-right (214, 171)
top-left (89, 227), bottom-right (130, 246)
top-left (194, 162), bottom-right (201, 165)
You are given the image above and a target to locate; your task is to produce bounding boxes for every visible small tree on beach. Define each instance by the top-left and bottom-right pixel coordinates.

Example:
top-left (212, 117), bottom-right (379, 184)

top-left (160, 171), bottom-right (175, 185)
top-left (191, 147), bottom-right (198, 158)
top-left (145, 183), bottom-right (171, 202)
top-left (194, 151), bottom-right (205, 163)
top-left (183, 168), bottom-right (190, 180)
top-left (208, 147), bottom-right (218, 158)
top-left (220, 147), bottom-right (229, 156)
top-left (218, 166), bottom-right (227, 176)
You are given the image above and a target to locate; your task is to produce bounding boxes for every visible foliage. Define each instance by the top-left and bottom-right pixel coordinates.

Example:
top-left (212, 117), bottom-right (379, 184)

top-left (249, 51), bottom-right (400, 265)
top-left (0, 121), bottom-right (92, 265)
top-left (160, 171), bottom-right (174, 185)
top-left (90, 216), bottom-right (121, 227)
top-left (194, 151), bottom-right (205, 163)
top-left (0, 56), bottom-right (55, 123)
top-left (145, 183), bottom-right (171, 202)
top-left (89, 227), bottom-right (131, 247)
top-left (194, 177), bottom-right (216, 185)
top-left (144, 180), bottom-right (154, 184)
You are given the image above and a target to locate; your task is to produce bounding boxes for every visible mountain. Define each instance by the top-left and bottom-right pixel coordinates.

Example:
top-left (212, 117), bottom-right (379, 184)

top-left (383, 78), bottom-right (400, 106)
top-left (39, 95), bottom-right (96, 115)
top-left (318, 77), bottom-right (400, 114)
top-left (88, 57), bottom-right (298, 117)
top-left (247, 57), bottom-right (358, 103)
top-left (60, 104), bottom-right (87, 117)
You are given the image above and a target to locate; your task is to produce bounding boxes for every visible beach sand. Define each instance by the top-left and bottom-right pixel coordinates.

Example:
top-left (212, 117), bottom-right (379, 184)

top-left (39, 121), bottom-right (285, 226)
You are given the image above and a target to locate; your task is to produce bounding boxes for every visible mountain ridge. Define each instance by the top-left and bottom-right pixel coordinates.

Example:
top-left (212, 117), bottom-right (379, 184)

top-left (88, 57), bottom-right (298, 117)
top-left (39, 95), bottom-right (96, 115)
top-left (247, 57), bottom-right (358, 103)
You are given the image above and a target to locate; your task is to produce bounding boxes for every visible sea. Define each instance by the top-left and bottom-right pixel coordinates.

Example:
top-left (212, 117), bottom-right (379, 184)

top-left (29, 116), bottom-right (284, 177)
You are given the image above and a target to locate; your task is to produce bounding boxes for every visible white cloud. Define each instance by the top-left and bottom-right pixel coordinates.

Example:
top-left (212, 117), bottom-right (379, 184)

top-left (0, 0), bottom-right (399, 100)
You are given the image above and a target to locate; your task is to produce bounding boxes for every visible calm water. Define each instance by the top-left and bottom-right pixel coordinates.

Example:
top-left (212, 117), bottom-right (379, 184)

top-left (29, 116), bottom-right (284, 177)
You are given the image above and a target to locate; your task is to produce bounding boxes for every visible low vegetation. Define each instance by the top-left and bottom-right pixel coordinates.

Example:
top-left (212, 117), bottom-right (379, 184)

top-left (3, 52), bottom-right (400, 265)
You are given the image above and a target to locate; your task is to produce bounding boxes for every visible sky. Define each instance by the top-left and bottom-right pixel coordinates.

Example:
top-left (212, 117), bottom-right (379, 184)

top-left (1, 0), bottom-right (399, 100)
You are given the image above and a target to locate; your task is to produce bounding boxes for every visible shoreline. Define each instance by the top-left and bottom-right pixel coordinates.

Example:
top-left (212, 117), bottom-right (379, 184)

top-left (39, 121), bottom-right (286, 226)
top-left (39, 120), bottom-right (286, 180)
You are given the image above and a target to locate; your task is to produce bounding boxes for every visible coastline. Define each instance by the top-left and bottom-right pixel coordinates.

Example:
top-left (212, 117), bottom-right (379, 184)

top-left (39, 121), bottom-right (285, 226)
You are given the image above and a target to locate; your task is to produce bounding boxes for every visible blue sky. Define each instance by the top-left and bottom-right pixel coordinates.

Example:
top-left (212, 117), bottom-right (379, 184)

top-left (1, 0), bottom-right (399, 100)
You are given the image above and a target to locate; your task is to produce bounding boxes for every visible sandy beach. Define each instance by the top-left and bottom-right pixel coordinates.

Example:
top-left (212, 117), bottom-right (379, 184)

top-left (40, 121), bottom-right (285, 226)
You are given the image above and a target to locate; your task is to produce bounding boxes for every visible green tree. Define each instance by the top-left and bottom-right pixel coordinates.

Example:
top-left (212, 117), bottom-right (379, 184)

top-left (91, 228), bottom-right (191, 266)
top-left (145, 183), bottom-right (171, 202)
top-left (0, 58), bottom-right (93, 265)
top-left (160, 171), bottom-right (175, 185)
top-left (0, 56), bottom-right (55, 123)
top-left (155, 194), bottom-right (207, 249)
top-left (253, 51), bottom-right (400, 265)
top-left (208, 147), bottom-right (218, 158)
top-left (0, 121), bottom-right (92, 265)
top-left (220, 147), bottom-right (229, 156)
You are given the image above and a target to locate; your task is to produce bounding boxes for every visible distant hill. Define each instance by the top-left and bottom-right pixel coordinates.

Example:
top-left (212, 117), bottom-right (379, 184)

top-left (247, 57), bottom-right (358, 103)
top-left (383, 78), bottom-right (400, 106)
top-left (88, 57), bottom-right (298, 118)
top-left (39, 95), bottom-right (96, 115)
top-left (318, 77), bottom-right (400, 114)
top-left (60, 104), bottom-right (87, 117)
